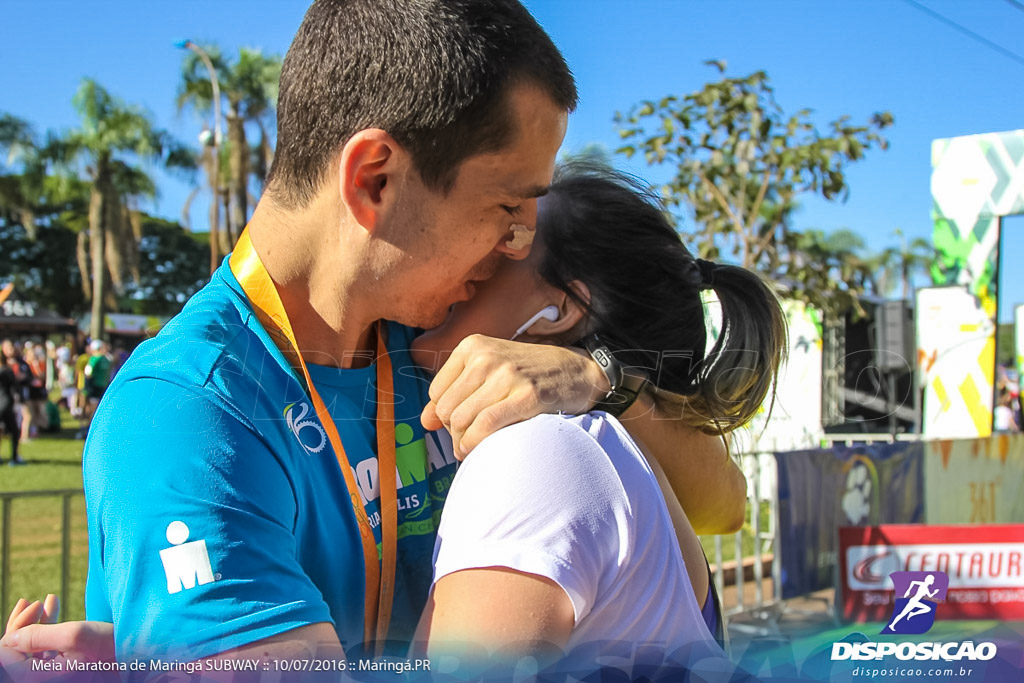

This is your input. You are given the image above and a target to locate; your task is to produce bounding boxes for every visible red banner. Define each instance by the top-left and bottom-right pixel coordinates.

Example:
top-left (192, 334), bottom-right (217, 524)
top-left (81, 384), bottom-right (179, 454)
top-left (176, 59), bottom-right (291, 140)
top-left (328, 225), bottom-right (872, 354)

top-left (839, 524), bottom-right (1024, 622)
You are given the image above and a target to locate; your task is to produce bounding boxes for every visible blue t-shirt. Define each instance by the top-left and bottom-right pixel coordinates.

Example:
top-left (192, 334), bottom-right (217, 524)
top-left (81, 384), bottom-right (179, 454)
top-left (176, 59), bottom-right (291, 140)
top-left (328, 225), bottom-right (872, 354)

top-left (83, 258), bottom-right (459, 661)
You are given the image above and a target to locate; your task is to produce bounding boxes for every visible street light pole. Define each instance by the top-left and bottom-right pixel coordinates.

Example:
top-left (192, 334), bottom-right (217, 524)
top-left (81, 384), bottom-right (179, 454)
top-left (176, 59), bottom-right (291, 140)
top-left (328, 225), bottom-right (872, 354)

top-left (175, 39), bottom-right (223, 275)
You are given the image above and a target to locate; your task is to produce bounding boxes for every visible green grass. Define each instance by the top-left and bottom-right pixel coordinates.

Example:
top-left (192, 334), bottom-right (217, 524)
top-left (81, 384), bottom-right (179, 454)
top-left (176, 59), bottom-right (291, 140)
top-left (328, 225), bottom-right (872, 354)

top-left (0, 411), bottom-right (773, 623)
top-left (0, 410), bottom-right (88, 622)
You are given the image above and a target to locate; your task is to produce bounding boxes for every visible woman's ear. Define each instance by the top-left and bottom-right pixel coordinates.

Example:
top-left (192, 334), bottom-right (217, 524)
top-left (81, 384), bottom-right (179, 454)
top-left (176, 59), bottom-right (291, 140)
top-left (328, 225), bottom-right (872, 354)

top-left (338, 129), bottom-right (403, 234)
top-left (526, 281), bottom-right (591, 339)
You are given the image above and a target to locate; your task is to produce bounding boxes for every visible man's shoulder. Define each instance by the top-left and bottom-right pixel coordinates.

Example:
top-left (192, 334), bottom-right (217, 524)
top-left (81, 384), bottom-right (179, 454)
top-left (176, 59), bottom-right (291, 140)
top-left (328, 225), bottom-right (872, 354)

top-left (115, 273), bottom-right (277, 395)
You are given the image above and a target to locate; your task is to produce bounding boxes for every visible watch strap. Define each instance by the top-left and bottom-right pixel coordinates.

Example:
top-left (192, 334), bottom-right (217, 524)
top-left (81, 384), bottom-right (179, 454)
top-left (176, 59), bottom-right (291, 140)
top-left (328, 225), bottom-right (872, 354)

top-left (581, 333), bottom-right (648, 418)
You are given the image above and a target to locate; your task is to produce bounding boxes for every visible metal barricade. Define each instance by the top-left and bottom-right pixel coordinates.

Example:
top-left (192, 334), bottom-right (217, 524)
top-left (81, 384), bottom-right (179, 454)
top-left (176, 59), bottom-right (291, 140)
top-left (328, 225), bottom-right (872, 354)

top-left (706, 435), bottom-right (925, 635)
top-left (705, 452), bottom-right (783, 634)
top-left (820, 433), bottom-right (922, 446)
top-left (0, 488), bottom-right (84, 620)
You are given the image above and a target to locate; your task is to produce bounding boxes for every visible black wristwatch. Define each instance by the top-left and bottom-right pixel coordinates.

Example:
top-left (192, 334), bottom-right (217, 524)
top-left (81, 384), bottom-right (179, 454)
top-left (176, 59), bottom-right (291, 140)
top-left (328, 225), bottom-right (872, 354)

top-left (581, 333), bottom-right (649, 418)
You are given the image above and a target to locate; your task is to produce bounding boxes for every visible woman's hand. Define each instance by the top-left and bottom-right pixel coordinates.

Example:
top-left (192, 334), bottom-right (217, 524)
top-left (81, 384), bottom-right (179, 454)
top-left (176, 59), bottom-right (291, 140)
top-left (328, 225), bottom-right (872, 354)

top-left (421, 335), bottom-right (609, 456)
top-left (1, 596), bottom-right (59, 677)
top-left (0, 594), bottom-right (116, 672)
top-left (5, 596), bottom-right (59, 636)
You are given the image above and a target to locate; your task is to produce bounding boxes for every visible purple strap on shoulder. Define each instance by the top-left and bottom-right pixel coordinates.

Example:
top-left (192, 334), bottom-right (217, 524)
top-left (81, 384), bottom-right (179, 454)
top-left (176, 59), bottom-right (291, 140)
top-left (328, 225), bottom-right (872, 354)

top-left (700, 582), bottom-right (717, 634)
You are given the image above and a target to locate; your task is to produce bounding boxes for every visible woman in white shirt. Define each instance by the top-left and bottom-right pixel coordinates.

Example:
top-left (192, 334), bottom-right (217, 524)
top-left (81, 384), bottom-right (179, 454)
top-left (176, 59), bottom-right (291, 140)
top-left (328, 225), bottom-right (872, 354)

top-left (409, 160), bottom-right (786, 677)
top-left (1, 162), bottom-right (782, 678)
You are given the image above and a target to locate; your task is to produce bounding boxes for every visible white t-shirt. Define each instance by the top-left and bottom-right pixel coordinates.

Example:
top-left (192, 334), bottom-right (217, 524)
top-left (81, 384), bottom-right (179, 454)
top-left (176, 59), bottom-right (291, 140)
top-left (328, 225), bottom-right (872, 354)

top-left (995, 405), bottom-right (1016, 431)
top-left (432, 412), bottom-right (728, 676)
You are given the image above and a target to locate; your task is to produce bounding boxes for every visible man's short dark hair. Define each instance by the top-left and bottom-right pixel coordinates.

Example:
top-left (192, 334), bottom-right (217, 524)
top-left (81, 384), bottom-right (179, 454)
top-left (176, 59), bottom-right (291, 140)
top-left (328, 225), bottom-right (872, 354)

top-left (266, 0), bottom-right (578, 207)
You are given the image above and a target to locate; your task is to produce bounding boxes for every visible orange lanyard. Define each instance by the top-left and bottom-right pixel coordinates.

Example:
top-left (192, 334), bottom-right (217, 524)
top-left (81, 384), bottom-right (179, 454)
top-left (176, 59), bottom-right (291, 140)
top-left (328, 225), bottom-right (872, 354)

top-left (230, 229), bottom-right (397, 651)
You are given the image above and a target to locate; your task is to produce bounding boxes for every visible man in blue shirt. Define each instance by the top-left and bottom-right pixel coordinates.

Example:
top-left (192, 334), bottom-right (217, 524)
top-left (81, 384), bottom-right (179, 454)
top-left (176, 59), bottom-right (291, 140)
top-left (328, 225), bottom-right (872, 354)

top-left (82, 269), bottom-right (458, 659)
top-left (81, 0), bottom-right (583, 663)
top-left (0, 0), bottom-right (746, 669)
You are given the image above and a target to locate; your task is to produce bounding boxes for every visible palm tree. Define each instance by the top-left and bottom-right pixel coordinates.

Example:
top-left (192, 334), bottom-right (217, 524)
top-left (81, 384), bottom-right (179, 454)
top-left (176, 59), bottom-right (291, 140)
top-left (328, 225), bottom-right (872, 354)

top-left (891, 228), bottom-right (935, 300)
top-left (0, 114), bottom-right (50, 240)
top-left (868, 229), bottom-right (936, 300)
top-left (783, 227), bottom-right (875, 318)
top-left (177, 45), bottom-right (281, 260)
top-left (55, 79), bottom-right (190, 339)
top-left (1, 113), bottom-right (91, 243)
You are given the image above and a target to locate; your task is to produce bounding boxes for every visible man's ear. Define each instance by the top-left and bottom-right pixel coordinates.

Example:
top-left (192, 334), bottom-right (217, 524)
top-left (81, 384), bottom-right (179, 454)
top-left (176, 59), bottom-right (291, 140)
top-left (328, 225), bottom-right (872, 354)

top-left (338, 129), bottom-right (403, 233)
top-left (527, 281), bottom-right (591, 338)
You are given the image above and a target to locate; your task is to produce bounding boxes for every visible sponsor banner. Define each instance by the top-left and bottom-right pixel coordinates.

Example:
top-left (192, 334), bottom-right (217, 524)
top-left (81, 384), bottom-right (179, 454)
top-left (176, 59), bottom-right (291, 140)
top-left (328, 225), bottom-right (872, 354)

top-left (775, 442), bottom-right (923, 599)
top-left (1017, 303), bottom-right (1024, 379)
top-left (924, 435), bottom-right (1024, 524)
top-left (732, 299), bottom-right (823, 453)
top-left (839, 524), bottom-right (1024, 622)
top-left (931, 130), bottom-right (1024, 315)
top-left (917, 285), bottom-right (996, 439)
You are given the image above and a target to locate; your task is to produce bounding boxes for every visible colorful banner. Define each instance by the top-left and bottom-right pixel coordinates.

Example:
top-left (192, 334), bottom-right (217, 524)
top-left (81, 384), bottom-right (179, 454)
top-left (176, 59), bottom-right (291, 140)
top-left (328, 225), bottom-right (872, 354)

top-left (931, 129), bottom-right (1024, 309)
top-left (104, 313), bottom-right (165, 335)
top-left (924, 435), bottom-right (1024, 525)
top-left (733, 299), bottom-right (823, 453)
top-left (917, 285), bottom-right (995, 438)
top-left (775, 442), bottom-right (924, 599)
top-left (1017, 303), bottom-right (1024, 379)
top-left (839, 524), bottom-right (1024, 622)
top-left (76, 312), bottom-right (167, 336)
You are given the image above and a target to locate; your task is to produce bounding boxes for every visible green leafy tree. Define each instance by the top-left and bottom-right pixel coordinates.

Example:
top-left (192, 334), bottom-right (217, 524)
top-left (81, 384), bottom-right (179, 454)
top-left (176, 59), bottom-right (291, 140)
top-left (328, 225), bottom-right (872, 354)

top-left (53, 79), bottom-right (192, 339)
top-left (785, 228), bottom-right (875, 316)
top-left (0, 220), bottom-right (85, 317)
top-left (1, 113), bottom-right (93, 316)
top-left (1, 211), bottom-right (209, 319)
top-left (0, 113), bottom-right (89, 241)
top-left (0, 114), bottom-right (35, 163)
top-left (616, 61), bottom-right (893, 318)
top-left (870, 228), bottom-right (935, 300)
top-left (129, 214), bottom-right (210, 315)
top-left (559, 142), bottom-right (614, 168)
top-left (177, 45), bottom-right (281, 261)
top-left (0, 113), bottom-right (44, 240)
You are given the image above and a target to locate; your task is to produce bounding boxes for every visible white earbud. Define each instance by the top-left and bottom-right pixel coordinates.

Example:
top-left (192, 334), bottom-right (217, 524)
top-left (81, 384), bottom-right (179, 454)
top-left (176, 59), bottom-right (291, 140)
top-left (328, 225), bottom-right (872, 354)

top-left (510, 305), bottom-right (560, 341)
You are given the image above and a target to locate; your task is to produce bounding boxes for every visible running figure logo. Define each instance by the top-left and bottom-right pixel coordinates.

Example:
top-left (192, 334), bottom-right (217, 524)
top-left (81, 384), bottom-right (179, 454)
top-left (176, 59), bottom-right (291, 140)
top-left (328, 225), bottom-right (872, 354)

top-left (882, 571), bottom-right (948, 635)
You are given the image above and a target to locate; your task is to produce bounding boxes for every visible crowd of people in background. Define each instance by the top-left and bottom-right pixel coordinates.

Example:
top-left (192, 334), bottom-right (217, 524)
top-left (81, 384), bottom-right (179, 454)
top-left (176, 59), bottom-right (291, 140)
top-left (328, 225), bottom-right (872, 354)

top-left (0, 334), bottom-right (125, 463)
top-left (995, 365), bottom-right (1022, 433)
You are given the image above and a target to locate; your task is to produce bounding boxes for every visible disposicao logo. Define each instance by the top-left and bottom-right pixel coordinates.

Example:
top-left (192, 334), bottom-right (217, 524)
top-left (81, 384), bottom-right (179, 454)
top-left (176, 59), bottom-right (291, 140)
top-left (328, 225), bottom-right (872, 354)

top-left (882, 570), bottom-right (948, 635)
top-left (831, 570), bottom-right (997, 664)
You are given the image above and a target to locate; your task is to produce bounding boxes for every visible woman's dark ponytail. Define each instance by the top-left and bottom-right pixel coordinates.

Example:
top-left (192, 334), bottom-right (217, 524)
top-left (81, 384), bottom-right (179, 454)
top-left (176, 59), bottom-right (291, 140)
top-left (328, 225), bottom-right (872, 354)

top-left (672, 260), bottom-right (788, 434)
top-left (538, 160), bottom-right (787, 435)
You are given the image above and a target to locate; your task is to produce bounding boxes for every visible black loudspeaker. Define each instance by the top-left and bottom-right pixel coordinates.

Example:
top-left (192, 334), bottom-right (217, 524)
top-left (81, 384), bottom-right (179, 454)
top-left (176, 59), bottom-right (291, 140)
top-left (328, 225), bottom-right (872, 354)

top-left (875, 300), bottom-right (913, 372)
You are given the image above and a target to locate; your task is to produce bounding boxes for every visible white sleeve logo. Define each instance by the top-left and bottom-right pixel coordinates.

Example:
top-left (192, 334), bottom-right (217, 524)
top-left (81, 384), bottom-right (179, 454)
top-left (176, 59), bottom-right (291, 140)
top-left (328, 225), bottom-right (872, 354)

top-left (159, 521), bottom-right (217, 594)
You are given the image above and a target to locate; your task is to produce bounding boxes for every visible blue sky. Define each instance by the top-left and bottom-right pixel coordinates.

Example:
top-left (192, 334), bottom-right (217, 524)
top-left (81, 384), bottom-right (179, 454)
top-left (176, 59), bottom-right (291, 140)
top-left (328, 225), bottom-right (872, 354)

top-left (3, 1), bottom-right (1024, 317)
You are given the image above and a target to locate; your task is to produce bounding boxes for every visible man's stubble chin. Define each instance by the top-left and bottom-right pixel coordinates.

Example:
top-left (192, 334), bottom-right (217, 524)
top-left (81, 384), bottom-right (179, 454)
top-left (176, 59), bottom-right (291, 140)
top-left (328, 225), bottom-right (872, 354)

top-left (387, 295), bottom-right (452, 332)
top-left (411, 305), bottom-right (452, 332)
top-left (467, 253), bottom-right (504, 283)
